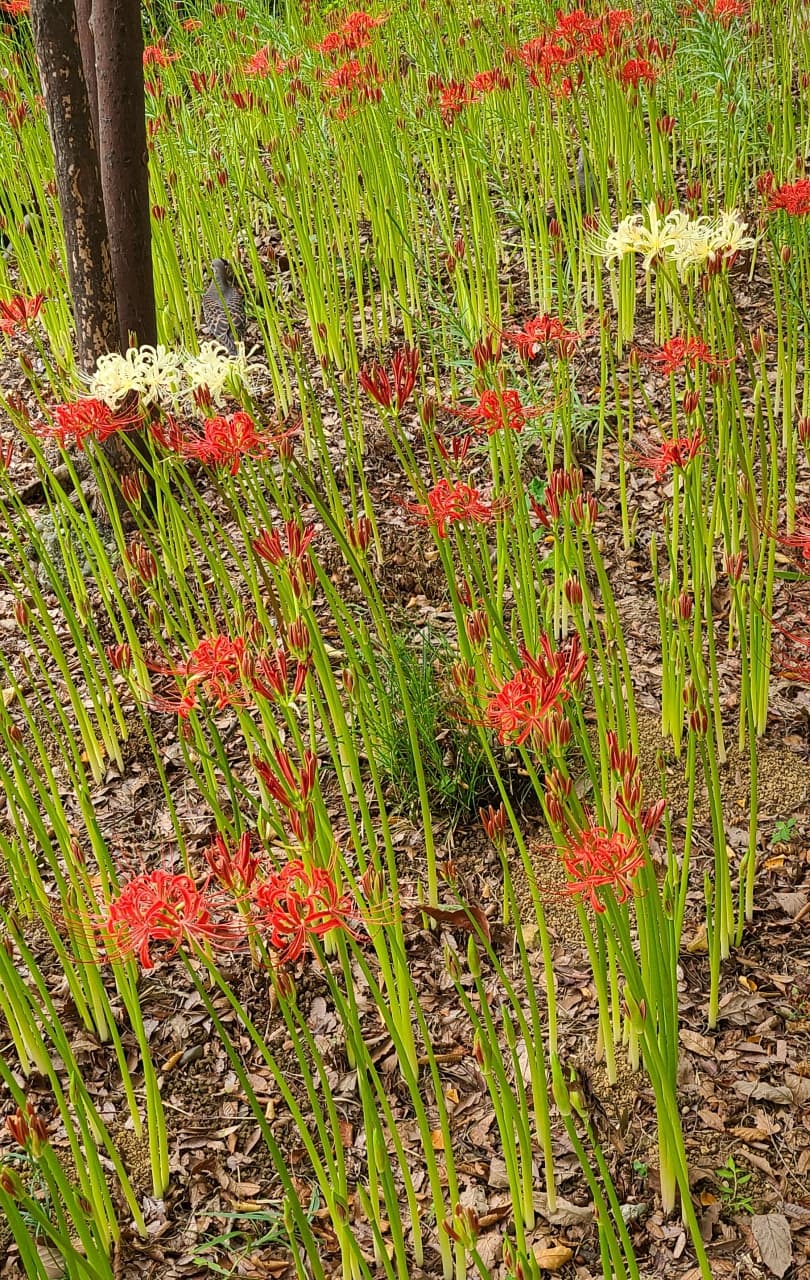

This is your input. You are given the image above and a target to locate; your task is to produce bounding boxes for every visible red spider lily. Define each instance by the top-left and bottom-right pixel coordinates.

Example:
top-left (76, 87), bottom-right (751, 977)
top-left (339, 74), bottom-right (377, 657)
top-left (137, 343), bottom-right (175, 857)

top-left (142, 44), bottom-right (180, 67)
top-left (253, 860), bottom-right (357, 963)
top-left (639, 336), bottom-right (728, 375)
top-left (502, 314), bottom-right (581, 360)
top-left (104, 869), bottom-right (242, 969)
top-left (244, 47), bottom-right (286, 76)
top-left (0, 1), bottom-right (30, 14)
top-left (452, 386), bottom-right (537, 436)
top-left (468, 68), bottom-right (511, 98)
top-left (406, 478), bottom-right (500, 538)
top-left (619, 58), bottom-right (657, 88)
top-left (771, 510), bottom-right (810, 564)
top-left (691, 0), bottom-right (747, 21)
top-left (323, 56), bottom-right (383, 114)
top-left (629, 431), bottom-right (705, 481)
top-left (203, 832), bottom-right (261, 892)
top-left (34, 397), bottom-right (140, 451)
top-left (517, 37), bottom-right (573, 80)
top-left (486, 636), bottom-right (586, 747)
top-left (768, 179), bottom-right (810, 217)
top-left (437, 79), bottom-right (470, 124)
top-left (315, 9), bottom-right (387, 55)
top-left (175, 412), bottom-right (270, 474)
top-left (359, 346), bottom-right (419, 412)
top-left (0, 436), bottom-right (12, 469)
top-left (559, 823), bottom-right (645, 912)
top-left (151, 633), bottom-right (251, 714)
top-left (0, 292), bottom-right (43, 334)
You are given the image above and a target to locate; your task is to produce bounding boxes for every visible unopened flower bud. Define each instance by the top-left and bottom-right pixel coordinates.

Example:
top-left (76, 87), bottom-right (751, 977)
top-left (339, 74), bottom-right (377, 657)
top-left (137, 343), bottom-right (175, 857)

top-left (419, 395), bottom-right (437, 429)
top-left (682, 389), bottom-right (701, 416)
top-left (465, 609), bottom-right (488, 648)
top-left (675, 591), bottom-right (693, 621)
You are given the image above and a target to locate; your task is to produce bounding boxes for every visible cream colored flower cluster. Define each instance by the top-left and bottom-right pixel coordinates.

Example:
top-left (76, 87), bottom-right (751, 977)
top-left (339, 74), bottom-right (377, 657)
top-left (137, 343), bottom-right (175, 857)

top-left (598, 203), bottom-right (757, 278)
top-left (90, 342), bottom-right (263, 410)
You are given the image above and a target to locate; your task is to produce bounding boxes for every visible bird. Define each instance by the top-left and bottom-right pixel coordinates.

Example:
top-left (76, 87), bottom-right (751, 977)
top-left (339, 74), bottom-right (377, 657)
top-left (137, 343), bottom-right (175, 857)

top-left (201, 257), bottom-right (246, 355)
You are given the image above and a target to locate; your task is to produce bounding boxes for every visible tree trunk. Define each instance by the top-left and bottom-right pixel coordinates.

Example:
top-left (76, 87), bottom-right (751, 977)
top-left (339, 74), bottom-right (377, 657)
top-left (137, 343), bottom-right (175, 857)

top-left (93, 0), bottom-right (157, 351)
top-left (74, 0), bottom-right (99, 154)
top-left (29, 0), bottom-right (119, 375)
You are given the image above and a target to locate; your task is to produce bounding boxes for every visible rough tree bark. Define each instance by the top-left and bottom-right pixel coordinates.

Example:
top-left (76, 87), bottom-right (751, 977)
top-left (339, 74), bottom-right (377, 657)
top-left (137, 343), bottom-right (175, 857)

top-left (29, 0), bottom-right (119, 376)
top-left (74, 0), bottom-right (100, 154)
top-left (93, 0), bottom-right (157, 350)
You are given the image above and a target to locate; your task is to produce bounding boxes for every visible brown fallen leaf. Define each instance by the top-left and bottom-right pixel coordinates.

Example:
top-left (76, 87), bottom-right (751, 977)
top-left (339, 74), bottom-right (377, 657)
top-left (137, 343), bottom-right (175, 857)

top-left (730, 1126), bottom-right (772, 1143)
top-left (735, 1081), bottom-right (793, 1105)
top-left (751, 1214), bottom-right (792, 1278)
top-left (533, 1243), bottom-right (573, 1272)
top-left (679, 1029), bottom-right (715, 1057)
top-left (532, 1191), bottom-right (594, 1226)
top-left (417, 902), bottom-right (491, 942)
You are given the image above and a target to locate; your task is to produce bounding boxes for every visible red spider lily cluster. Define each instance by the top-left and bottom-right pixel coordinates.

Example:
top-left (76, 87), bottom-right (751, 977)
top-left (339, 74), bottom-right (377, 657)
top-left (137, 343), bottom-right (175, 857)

top-left (152, 412), bottom-right (297, 474)
top-left (98, 843), bottom-right (359, 971)
top-left (359, 346), bottom-right (420, 411)
top-left (434, 431), bottom-right (473, 468)
top-left (323, 57), bottom-right (383, 115)
top-left (513, 9), bottom-right (672, 98)
top-left (97, 829), bottom-right (355, 967)
top-left (34, 397), bottom-right (140, 451)
top-left (559, 823), bottom-right (645, 911)
top-left (768, 179), bottom-right (810, 217)
top-left (452, 384), bottom-right (538, 436)
top-left (430, 69), bottom-right (511, 124)
top-left (629, 430), bottom-right (704, 481)
top-left (639, 336), bottom-right (728, 375)
top-left (314, 9), bottom-right (388, 56)
top-left (0, 1), bottom-right (30, 14)
top-left (142, 43), bottom-right (180, 67)
top-left (486, 635), bottom-right (587, 748)
top-left (0, 291), bottom-right (43, 335)
top-left (689, 0), bottom-right (748, 22)
top-left (406, 478), bottom-right (502, 538)
top-left (149, 632), bottom-right (309, 718)
top-left (502, 314), bottom-right (581, 360)
top-left (243, 46), bottom-right (290, 77)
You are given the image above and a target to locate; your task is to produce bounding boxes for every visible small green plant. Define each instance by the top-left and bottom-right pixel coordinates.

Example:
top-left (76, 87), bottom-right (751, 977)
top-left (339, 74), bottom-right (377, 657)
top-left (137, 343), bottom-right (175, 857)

top-left (360, 628), bottom-right (495, 820)
top-left (190, 1192), bottom-right (319, 1276)
top-left (715, 1157), bottom-right (755, 1215)
top-left (769, 816), bottom-right (798, 846)
top-left (632, 1159), bottom-right (648, 1180)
